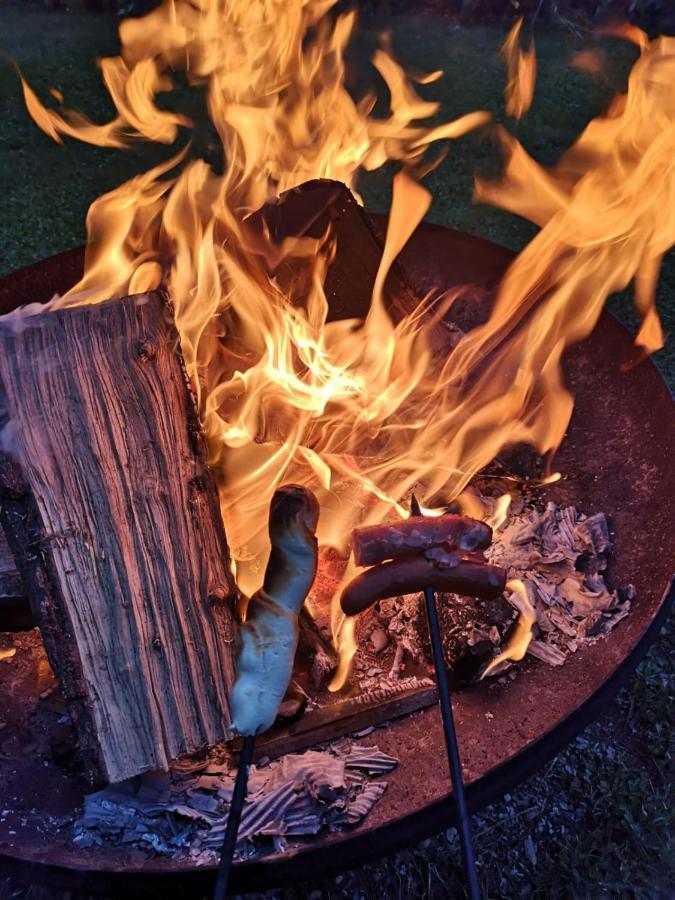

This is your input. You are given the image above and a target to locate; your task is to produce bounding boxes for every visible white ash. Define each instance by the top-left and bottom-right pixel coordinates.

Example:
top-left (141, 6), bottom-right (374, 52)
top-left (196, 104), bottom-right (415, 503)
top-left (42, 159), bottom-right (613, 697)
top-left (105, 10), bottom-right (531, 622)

top-left (74, 743), bottom-right (397, 861)
top-left (363, 595), bottom-right (426, 680)
top-left (356, 494), bottom-right (632, 675)
top-left (485, 499), bottom-right (633, 669)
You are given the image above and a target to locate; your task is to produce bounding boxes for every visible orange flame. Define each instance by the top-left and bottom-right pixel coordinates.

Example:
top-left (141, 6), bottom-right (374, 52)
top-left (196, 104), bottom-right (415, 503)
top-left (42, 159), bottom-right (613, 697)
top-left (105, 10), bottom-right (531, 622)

top-left (502, 17), bottom-right (537, 119)
top-left (482, 578), bottom-right (536, 676)
top-left (16, 1), bottom-right (489, 594)
top-left (476, 29), bottom-right (670, 365)
top-left (16, 11), bottom-right (673, 687)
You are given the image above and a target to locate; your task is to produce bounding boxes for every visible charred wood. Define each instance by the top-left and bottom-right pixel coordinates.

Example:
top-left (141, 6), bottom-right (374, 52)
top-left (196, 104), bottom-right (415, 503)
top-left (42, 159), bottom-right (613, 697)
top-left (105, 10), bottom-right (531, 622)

top-left (0, 528), bottom-right (31, 630)
top-left (297, 606), bottom-right (338, 688)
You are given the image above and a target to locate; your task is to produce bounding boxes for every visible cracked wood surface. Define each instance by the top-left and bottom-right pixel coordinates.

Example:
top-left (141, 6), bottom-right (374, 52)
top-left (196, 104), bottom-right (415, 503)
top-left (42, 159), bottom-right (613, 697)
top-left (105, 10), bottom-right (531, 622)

top-left (0, 292), bottom-right (237, 783)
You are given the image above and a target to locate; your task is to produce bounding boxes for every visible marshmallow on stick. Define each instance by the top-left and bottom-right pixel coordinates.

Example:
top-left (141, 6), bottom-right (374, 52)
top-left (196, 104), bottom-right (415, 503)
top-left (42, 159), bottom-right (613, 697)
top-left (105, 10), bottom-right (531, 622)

top-left (231, 485), bottom-right (320, 736)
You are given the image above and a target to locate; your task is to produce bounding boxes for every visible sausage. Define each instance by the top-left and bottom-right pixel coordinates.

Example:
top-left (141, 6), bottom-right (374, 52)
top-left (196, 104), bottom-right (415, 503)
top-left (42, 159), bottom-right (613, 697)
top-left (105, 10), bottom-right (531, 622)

top-left (230, 484), bottom-right (319, 737)
top-left (340, 557), bottom-right (507, 615)
top-left (352, 514), bottom-right (492, 567)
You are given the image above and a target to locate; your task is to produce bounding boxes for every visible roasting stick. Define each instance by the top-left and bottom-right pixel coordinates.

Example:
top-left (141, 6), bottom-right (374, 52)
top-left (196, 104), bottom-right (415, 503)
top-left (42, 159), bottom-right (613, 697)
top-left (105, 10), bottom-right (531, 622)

top-left (213, 734), bottom-right (255, 900)
top-left (410, 494), bottom-right (481, 900)
top-left (215, 484), bottom-right (321, 898)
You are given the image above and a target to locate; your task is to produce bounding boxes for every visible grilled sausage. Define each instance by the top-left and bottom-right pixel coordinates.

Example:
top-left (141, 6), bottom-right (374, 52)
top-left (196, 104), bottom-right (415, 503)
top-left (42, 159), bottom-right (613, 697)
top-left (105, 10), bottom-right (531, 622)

top-left (352, 514), bottom-right (492, 567)
top-left (341, 557), bottom-right (506, 615)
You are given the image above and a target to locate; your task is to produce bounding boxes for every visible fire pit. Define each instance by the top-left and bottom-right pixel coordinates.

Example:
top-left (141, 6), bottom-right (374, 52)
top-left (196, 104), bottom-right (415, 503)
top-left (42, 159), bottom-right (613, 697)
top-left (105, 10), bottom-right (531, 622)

top-left (0, 216), bottom-right (672, 896)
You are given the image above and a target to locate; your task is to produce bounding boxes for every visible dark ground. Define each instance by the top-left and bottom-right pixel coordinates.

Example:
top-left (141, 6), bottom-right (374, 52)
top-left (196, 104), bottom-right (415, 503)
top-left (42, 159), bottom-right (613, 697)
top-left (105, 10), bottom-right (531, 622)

top-left (0, 4), bottom-right (673, 898)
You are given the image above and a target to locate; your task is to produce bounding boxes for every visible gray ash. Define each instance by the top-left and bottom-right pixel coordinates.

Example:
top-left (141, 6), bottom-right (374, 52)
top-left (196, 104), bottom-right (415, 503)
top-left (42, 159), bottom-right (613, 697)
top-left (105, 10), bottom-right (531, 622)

top-left (398, 592), bottom-right (516, 689)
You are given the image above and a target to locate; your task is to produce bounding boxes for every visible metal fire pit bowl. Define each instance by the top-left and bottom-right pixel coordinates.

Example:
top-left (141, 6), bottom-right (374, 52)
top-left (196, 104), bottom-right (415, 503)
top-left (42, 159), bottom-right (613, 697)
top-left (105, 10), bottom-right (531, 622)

top-left (0, 218), bottom-right (672, 897)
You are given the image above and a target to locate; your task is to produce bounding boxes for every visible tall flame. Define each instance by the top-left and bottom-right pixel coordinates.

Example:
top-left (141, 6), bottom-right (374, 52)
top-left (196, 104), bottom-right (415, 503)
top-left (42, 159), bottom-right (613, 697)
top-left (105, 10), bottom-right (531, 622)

top-left (482, 578), bottom-right (536, 676)
top-left (17, 11), bottom-right (672, 685)
top-left (502, 17), bottom-right (536, 119)
top-left (18, 0), bottom-right (489, 603)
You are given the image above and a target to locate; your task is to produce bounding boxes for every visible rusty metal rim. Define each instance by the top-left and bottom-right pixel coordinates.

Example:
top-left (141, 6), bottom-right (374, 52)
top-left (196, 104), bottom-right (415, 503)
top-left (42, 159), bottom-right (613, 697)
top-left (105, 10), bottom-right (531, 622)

top-left (0, 579), bottom-right (671, 898)
top-left (0, 228), bottom-right (672, 896)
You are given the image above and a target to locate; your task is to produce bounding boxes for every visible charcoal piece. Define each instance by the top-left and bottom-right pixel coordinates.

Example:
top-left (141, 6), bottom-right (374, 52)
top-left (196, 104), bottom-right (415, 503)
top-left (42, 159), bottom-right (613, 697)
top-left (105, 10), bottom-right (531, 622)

top-left (415, 592), bottom-right (510, 688)
top-left (0, 527), bottom-right (30, 631)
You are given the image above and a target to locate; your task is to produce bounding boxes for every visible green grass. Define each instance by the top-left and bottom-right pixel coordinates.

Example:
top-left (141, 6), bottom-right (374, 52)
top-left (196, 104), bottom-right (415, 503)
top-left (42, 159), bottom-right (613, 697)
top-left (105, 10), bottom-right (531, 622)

top-left (0, 6), bottom-right (672, 898)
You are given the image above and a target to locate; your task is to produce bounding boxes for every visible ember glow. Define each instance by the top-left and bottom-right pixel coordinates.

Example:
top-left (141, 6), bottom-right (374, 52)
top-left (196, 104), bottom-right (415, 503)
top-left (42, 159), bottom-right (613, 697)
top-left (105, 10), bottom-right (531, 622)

top-left (18, 8), bottom-right (672, 684)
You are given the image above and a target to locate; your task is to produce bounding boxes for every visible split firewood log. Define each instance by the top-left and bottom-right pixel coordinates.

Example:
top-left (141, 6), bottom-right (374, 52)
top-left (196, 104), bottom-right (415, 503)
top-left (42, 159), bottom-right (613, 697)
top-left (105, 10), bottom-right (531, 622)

top-left (0, 293), bottom-right (237, 784)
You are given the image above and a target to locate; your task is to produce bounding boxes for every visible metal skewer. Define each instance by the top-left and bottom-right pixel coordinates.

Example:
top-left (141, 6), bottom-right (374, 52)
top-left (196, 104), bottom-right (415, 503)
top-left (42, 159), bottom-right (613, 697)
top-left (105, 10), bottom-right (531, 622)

top-left (411, 493), bottom-right (481, 900)
top-left (213, 733), bottom-right (255, 900)
top-left (214, 498), bottom-right (480, 899)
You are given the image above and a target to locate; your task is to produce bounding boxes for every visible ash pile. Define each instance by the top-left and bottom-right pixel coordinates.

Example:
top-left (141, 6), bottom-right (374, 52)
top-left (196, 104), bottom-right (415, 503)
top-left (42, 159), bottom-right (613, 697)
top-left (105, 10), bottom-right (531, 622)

top-left (352, 491), bottom-right (634, 690)
top-left (75, 743), bottom-right (397, 862)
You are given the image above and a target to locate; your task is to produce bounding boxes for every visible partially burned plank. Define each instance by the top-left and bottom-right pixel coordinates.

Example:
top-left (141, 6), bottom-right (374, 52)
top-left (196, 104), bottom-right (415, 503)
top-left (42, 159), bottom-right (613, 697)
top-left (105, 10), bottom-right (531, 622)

top-left (0, 293), bottom-right (237, 784)
top-left (254, 180), bottom-right (425, 320)
top-left (240, 681), bottom-right (438, 763)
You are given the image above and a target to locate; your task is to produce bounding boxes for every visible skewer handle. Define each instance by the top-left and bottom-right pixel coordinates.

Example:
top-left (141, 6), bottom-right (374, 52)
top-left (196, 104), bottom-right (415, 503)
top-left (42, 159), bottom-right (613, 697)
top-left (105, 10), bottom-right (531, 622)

top-left (213, 734), bottom-right (255, 900)
top-left (412, 495), bottom-right (480, 900)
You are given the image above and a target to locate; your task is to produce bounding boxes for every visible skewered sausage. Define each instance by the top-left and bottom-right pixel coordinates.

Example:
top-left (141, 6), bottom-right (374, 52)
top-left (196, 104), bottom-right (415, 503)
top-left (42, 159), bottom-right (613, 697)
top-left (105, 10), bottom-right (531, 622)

top-left (341, 557), bottom-right (506, 615)
top-left (352, 514), bottom-right (492, 567)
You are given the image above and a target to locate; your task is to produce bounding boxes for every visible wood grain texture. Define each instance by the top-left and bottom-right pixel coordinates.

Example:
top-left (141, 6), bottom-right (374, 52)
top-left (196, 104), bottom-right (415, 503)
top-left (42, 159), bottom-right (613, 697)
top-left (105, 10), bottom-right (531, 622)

top-left (0, 293), bottom-right (237, 784)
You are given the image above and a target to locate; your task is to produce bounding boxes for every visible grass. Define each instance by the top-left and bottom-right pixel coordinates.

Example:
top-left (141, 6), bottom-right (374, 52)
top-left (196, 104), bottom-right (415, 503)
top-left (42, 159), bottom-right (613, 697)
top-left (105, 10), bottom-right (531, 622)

top-left (0, 5), bottom-right (673, 898)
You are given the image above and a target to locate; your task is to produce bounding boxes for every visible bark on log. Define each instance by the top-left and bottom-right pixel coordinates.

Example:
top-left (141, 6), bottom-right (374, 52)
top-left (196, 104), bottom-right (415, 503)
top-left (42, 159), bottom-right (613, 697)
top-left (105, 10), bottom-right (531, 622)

top-left (0, 292), bottom-right (237, 784)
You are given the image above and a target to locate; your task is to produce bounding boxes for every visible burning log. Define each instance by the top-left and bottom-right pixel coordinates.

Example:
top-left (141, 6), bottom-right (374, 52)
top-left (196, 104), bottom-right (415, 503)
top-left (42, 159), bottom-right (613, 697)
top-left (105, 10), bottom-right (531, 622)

top-left (0, 293), bottom-right (237, 784)
top-left (250, 179), bottom-right (421, 325)
top-left (250, 178), bottom-right (463, 349)
top-left (352, 514), bottom-right (492, 567)
top-left (341, 557), bottom-right (507, 616)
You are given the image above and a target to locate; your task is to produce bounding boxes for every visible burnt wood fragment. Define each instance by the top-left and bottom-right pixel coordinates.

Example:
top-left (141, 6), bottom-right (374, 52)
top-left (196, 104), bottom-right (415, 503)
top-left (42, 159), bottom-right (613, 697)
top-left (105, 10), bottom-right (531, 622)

top-left (297, 606), bottom-right (338, 688)
top-left (0, 530), bottom-right (31, 630)
top-left (241, 679), bottom-right (438, 763)
top-left (251, 179), bottom-right (461, 341)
